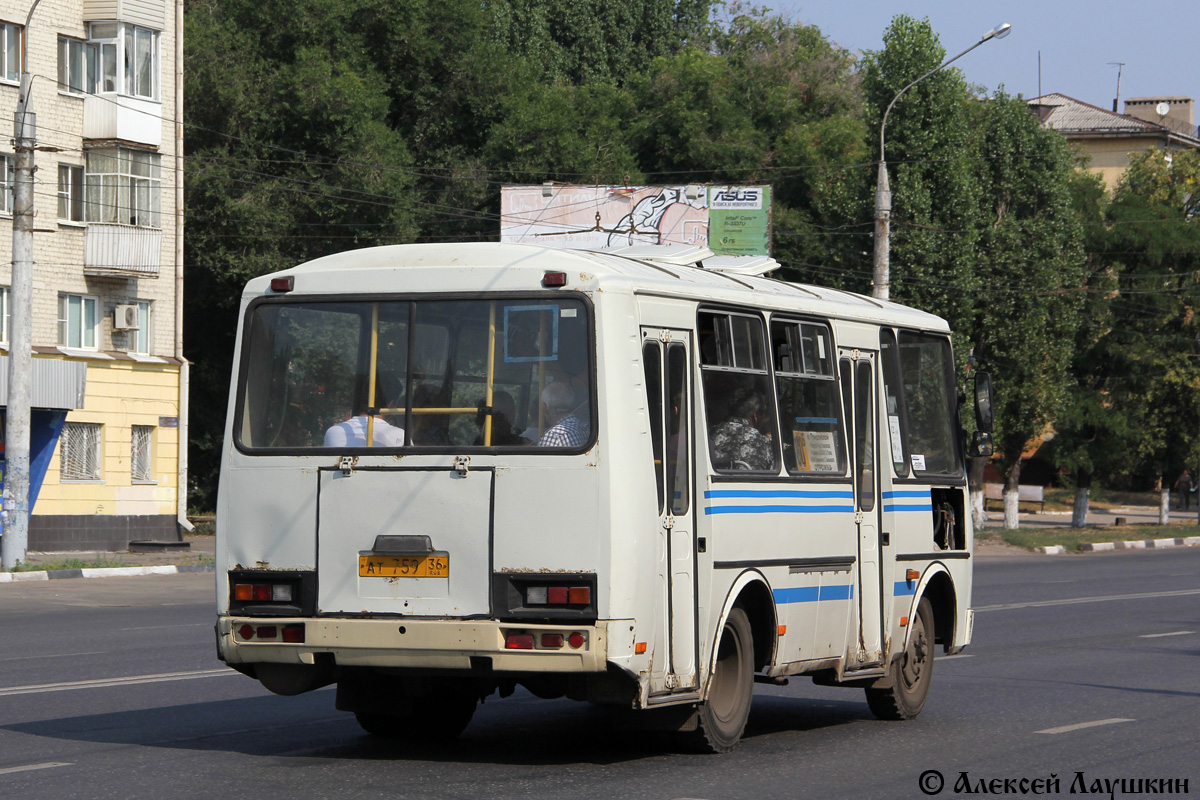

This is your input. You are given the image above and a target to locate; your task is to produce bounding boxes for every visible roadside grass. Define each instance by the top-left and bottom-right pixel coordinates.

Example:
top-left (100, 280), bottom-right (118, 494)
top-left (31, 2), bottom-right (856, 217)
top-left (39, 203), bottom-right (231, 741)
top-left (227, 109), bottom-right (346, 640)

top-left (4, 551), bottom-right (215, 573)
top-left (1038, 487), bottom-right (1172, 513)
top-left (978, 523), bottom-right (1200, 553)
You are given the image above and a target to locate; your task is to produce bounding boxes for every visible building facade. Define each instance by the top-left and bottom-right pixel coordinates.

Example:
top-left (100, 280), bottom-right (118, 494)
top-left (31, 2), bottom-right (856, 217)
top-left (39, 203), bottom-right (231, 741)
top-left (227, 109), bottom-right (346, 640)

top-left (1, 0), bottom-right (186, 551)
top-left (1029, 93), bottom-right (1200, 190)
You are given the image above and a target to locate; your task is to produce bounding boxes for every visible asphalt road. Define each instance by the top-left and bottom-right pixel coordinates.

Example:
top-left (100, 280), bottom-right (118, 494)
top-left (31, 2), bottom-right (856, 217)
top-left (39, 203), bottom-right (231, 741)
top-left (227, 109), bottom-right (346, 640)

top-left (1, 549), bottom-right (1197, 800)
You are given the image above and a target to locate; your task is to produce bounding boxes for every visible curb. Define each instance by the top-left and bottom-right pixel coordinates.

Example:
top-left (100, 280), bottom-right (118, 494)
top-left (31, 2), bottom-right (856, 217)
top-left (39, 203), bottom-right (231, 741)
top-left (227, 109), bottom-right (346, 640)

top-left (0, 564), bottom-right (214, 583)
top-left (1041, 536), bottom-right (1200, 555)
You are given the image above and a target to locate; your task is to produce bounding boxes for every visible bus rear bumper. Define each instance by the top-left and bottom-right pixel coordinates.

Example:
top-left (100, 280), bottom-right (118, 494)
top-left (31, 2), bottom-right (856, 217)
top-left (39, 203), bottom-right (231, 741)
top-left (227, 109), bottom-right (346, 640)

top-left (217, 616), bottom-right (615, 673)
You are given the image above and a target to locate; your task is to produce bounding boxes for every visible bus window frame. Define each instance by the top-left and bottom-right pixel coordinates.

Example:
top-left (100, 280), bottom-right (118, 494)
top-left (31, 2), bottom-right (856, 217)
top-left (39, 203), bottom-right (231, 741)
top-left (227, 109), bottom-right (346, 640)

top-left (231, 290), bottom-right (598, 457)
top-left (890, 329), bottom-right (966, 485)
top-left (697, 306), bottom-right (782, 477)
top-left (769, 315), bottom-right (849, 480)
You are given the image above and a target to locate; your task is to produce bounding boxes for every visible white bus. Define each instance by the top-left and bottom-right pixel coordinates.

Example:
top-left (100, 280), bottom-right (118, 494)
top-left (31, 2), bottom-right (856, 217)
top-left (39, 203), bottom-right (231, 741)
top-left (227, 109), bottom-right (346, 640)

top-left (215, 242), bottom-right (992, 752)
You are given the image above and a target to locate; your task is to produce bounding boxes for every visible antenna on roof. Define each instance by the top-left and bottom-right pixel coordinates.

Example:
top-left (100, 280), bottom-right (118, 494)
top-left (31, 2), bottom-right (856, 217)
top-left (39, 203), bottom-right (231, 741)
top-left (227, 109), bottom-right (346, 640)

top-left (1108, 61), bottom-right (1125, 112)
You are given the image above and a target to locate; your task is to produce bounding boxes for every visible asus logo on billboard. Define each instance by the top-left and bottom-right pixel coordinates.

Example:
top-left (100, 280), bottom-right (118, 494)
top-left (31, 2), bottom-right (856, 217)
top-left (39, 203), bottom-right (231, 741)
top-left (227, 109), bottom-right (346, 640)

top-left (710, 187), bottom-right (764, 209)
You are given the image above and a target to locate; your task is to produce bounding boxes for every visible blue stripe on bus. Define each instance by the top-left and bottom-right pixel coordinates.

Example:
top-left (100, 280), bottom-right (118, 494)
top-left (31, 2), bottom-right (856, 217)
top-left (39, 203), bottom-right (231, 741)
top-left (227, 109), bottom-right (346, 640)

top-left (884, 503), bottom-right (934, 512)
top-left (882, 490), bottom-right (931, 499)
top-left (705, 489), bottom-right (854, 499)
top-left (894, 581), bottom-right (917, 596)
top-left (706, 504), bottom-right (855, 515)
top-left (773, 585), bottom-right (854, 604)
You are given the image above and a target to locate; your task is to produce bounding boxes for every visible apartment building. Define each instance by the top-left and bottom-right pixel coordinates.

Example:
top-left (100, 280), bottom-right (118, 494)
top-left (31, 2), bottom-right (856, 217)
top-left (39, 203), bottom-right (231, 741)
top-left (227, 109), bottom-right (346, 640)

top-left (1029, 93), bottom-right (1200, 190)
top-left (1, 0), bottom-right (186, 551)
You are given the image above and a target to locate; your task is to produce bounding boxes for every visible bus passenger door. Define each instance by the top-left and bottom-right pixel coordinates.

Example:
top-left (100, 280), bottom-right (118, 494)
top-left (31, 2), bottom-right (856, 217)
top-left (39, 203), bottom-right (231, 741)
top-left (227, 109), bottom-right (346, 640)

top-left (642, 330), bottom-right (698, 692)
top-left (840, 351), bottom-right (884, 667)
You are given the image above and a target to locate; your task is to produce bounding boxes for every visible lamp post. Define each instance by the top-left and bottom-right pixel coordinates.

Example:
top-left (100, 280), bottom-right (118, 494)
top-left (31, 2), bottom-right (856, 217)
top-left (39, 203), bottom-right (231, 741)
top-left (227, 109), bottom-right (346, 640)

top-left (872, 22), bottom-right (1012, 300)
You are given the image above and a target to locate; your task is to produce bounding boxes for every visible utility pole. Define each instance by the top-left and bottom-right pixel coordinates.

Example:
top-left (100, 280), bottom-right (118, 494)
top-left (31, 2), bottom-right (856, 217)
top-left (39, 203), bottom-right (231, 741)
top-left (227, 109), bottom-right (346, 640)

top-left (2, 1), bottom-right (40, 570)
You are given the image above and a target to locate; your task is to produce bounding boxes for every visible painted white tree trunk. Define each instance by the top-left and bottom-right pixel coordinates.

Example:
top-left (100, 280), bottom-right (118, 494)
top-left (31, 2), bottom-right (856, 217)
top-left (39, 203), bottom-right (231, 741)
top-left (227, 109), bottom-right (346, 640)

top-left (1159, 488), bottom-right (1171, 525)
top-left (1071, 487), bottom-right (1089, 528)
top-left (1003, 490), bottom-right (1020, 529)
top-left (970, 488), bottom-right (986, 527)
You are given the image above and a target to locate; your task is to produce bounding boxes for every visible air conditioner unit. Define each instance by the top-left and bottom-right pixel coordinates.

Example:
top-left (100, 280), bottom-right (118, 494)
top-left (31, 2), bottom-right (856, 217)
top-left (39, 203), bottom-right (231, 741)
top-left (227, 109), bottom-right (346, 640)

top-left (114, 304), bottom-right (140, 331)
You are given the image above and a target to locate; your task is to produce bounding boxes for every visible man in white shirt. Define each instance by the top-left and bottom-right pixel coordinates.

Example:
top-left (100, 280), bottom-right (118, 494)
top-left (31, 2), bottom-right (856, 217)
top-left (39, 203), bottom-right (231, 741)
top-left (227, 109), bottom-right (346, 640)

top-left (324, 374), bottom-right (406, 447)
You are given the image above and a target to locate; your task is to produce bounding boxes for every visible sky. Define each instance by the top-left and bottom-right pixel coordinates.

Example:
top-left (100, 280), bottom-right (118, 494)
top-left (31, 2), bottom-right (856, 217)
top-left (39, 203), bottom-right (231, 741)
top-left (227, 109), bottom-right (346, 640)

top-left (788, 0), bottom-right (1199, 117)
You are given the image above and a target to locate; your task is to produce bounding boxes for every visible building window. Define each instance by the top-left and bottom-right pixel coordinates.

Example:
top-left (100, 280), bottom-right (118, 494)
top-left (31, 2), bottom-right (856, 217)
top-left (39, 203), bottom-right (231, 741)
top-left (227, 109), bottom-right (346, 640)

top-left (131, 300), bottom-right (151, 354)
top-left (1, 154), bottom-right (13, 215)
top-left (58, 164), bottom-right (84, 221)
top-left (58, 293), bottom-right (99, 349)
top-left (2, 21), bottom-right (21, 83)
top-left (57, 36), bottom-right (97, 94)
top-left (61, 422), bottom-right (103, 481)
top-left (87, 22), bottom-right (158, 100)
top-left (85, 148), bottom-right (161, 228)
top-left (0, 286), bottom-right (9, 345)
top-left (132, 425), bottom-right (154, 482)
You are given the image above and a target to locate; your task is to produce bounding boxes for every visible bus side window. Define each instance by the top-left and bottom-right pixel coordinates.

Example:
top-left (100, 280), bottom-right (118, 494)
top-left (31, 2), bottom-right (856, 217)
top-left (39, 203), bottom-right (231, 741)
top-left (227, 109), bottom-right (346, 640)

top-left (643, 341), bottom-right (666, 512)
top-left (666, 342), bottom-right (690, 515)
top-left (698, 311), bottom-right (778, 473)
top-left (771, 319), bottom-right (845, 476)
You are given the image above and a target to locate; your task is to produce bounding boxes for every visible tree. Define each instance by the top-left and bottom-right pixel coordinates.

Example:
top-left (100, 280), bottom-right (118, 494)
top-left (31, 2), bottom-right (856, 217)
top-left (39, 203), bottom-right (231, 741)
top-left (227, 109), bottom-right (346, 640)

top-left (964, 91), bottom-right (1087, 528)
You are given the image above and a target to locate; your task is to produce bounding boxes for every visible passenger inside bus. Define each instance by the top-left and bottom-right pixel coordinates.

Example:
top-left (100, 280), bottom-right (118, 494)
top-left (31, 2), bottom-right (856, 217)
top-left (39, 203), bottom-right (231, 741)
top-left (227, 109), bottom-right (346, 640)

top-left (709, 387), bottom-right (774, 470)
top-left (323, 373), bottom-right (406, 448)
top-left (538, 381), bottom-right (589, 447)
top-left (475, 391), bottom-right (527, 446)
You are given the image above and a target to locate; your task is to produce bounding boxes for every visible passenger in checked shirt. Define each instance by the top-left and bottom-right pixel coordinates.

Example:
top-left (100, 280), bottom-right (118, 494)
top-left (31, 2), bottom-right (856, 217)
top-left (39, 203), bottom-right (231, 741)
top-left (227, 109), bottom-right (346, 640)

top-left (537, 381), bottom-right (589, 447)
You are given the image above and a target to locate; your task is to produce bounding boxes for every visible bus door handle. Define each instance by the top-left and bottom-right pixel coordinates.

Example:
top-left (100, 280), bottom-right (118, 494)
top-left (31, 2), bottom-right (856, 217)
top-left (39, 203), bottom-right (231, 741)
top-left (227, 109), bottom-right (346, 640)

top-left (880, 531), bottom-right (890, 547)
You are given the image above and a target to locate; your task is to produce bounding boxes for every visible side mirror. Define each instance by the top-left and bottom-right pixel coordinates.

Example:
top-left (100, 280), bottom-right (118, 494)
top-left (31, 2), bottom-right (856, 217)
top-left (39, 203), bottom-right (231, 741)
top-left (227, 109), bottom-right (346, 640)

top-left (969, 430), bottom-right (994, 458)
top-left (974, 372), bottom-right (994, 434)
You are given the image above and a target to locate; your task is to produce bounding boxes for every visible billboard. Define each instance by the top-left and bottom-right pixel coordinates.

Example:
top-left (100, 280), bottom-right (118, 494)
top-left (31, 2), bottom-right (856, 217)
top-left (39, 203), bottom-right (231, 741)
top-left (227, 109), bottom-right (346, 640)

top-left (500, 185), bottom-right (771, 255)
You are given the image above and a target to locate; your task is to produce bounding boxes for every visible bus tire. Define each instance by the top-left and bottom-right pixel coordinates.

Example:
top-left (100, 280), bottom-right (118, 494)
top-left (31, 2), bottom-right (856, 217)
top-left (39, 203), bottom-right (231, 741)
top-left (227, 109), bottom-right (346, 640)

top-left (865, 597), bottom-right (935, 721)
top-left (354, 679), bottom-right (478, 740)
top-left (691, 606), bottom-right (754, 753)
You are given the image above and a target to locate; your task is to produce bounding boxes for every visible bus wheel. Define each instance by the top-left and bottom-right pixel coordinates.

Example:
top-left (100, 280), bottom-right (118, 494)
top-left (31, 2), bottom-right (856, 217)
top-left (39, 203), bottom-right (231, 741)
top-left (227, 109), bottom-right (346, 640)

top-left (866, 597), bottom-right (935, 720)
top-left (355, 679), bottom-right (478, 740)
top-left (691, 606), bottom-right (754, 753)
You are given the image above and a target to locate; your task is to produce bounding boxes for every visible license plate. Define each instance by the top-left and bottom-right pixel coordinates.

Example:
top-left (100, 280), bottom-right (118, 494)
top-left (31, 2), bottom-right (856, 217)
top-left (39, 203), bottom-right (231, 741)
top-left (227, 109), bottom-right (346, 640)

top-left (359, 554), bottom-right (449, 578)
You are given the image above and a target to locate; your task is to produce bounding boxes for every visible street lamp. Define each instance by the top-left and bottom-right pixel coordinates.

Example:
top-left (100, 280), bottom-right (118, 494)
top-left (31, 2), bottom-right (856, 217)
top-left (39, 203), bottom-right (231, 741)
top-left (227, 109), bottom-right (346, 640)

top-left (872, 22), bottom-right (1012, 300)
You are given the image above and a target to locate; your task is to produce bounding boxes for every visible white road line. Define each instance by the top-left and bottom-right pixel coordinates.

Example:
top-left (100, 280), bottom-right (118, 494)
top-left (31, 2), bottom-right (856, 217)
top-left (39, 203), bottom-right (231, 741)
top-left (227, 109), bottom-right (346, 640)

top-left (119, 623), bottom-right (210, 631)
top-left (0, 668), bottom-right (237, 697)
top-left (0, 762), bottom-right (72, 776)
top-left (0, 651), bottom-right (107, 663)
top-left (1139, 630), bottom-right (1194, 638)
top-left (938, 654), bottom-right (974, 661)
top-left (1036, 718), bottom-right (1134, 735)
top-left (976, 588), bottom-right (1200, 612)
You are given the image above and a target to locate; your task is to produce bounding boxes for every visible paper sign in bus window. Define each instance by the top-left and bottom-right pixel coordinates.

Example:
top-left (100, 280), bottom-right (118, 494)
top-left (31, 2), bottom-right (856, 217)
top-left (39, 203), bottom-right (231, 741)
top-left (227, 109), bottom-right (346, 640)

top-left (793, 430), bottom-right (839, 472)
top-left (504, 305), bottom-right (560, 363)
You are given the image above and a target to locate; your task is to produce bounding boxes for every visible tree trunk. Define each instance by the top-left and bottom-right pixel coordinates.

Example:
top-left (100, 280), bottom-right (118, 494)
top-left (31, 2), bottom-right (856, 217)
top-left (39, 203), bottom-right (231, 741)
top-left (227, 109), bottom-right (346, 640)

top-left (969, 457), bottom-right (987, 527)
top-left (1003, 459), bottom-right (1023, 530)
top-left (1071, 470), bottom-right (1091, 528)
top-left (1070, 487), bottom-right (1088, 527)
top-left (1159, 487), bottom-right (1170, 525)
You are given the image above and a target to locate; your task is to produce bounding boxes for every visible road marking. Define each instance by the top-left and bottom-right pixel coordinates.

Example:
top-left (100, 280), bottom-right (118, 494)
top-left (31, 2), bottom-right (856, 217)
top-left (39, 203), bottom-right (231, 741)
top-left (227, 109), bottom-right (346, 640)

top-left (1036, 718), bottom-right (1133, 735)
top-left (1139, 630), bottom-right (1194, 638)
top-left (0, 651), bottom-right (107, 663)
top-left (976, 588), bottom-right (1200, 612)
top-left (119, 623), bottom-right (210, 631)
top-left (939, 654), bottom-right (974, 661)
top-left (0, 668), bottom-right (237, 697)
top-left (0, 762), bottom-right (72, 776)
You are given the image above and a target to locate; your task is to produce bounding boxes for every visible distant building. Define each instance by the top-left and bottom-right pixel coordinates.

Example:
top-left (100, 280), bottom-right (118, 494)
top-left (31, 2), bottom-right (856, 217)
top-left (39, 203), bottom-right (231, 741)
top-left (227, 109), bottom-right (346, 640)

top-left (1028, 93), bottom-right (1200, 190)
top-left (1, 0), bottom-right (188, 551)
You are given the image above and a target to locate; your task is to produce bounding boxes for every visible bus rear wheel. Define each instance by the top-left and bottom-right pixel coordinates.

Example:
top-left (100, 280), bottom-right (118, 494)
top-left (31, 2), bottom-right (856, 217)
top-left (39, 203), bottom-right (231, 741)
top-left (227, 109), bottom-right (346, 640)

top-left (865, 597), bottom-right (935, 720)
top-left (690, 606), bottom-right (754, 753)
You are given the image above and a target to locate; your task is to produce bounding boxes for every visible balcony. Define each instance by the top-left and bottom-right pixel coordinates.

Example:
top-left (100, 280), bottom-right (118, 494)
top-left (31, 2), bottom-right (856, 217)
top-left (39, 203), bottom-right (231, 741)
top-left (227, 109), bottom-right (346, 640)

top-left (84, 224), bottom-right (162, 278)
top-left (83, 94), bottom-right (162, 147)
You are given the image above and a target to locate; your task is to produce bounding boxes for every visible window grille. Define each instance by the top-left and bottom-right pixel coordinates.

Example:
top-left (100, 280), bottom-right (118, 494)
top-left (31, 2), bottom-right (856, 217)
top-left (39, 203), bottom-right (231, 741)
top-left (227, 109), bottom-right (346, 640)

top-left (61, 422), bottom-right (102, 481)
top-left (132, 425), bottom-right (153, 481)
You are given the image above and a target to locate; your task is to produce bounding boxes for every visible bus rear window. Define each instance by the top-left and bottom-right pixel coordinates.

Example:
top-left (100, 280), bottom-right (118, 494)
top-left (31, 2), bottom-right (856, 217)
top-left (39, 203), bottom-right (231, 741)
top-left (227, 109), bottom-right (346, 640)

top-left (236, 296), bottom-right (593, 451)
